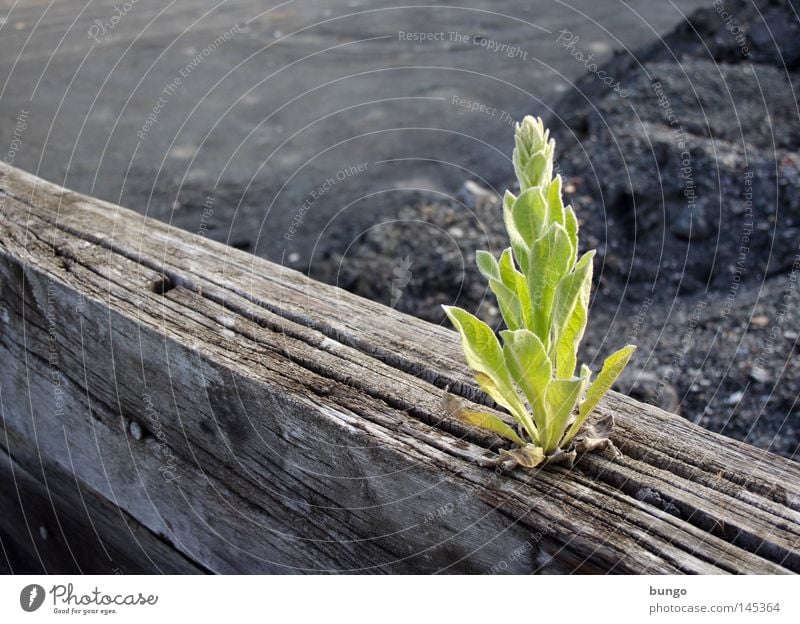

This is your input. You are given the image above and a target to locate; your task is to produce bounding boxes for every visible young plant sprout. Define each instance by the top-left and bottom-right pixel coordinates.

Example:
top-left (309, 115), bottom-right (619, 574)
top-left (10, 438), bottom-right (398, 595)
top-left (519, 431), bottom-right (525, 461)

top-left (443, 116), bottom-right (636, 470)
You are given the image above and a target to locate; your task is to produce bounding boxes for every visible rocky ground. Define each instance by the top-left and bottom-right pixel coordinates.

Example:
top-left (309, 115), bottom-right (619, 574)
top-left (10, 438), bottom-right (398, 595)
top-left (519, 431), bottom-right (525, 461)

top-left (313, 0), bottom-right (800, 459)
top-left (0, 0), bottom-right (707, 263)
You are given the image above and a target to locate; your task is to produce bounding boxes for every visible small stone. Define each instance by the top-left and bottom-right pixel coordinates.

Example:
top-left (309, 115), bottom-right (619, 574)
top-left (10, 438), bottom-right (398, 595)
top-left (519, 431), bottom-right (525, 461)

top-left (750, 315), bottom-right (769, 327)
top-left (458, 180), bottom-right (498, 211)
top-left (726, 390), bottom-right (744, 405)
top-left (129, 421), bottom-right (144, 441)
top-left (39, 526), bottom-right (48, 540)
top-left (750, 366), bottom-right (771, 384)
top-left (448, 226), bottom-right (464, 239)
top-left (287, 252), bottom-right (301, 264)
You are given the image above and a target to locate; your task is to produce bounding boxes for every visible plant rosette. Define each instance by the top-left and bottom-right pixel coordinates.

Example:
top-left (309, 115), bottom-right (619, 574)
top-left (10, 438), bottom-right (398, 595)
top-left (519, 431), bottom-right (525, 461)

top-left (443, 116), bottom-right (636, 471)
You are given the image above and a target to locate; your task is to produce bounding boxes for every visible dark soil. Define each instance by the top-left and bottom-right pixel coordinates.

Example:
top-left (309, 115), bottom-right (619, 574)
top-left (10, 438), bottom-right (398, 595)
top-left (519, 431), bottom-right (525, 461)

top-left (313, 0), bottom-right (800, 459)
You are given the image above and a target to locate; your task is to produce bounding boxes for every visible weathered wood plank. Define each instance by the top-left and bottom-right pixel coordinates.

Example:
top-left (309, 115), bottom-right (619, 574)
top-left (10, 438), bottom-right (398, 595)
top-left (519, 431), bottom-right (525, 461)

top-left (1, 162), bottom-right (797, 573)
top-left (0, 444), bottom-right (205, 574)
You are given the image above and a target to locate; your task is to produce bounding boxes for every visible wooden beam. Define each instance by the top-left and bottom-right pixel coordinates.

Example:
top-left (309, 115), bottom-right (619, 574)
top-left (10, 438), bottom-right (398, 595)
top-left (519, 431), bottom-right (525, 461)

top-left (0, 445), bottom-right (205, 574)
top-left (1, 162), bottom-right (798, 573)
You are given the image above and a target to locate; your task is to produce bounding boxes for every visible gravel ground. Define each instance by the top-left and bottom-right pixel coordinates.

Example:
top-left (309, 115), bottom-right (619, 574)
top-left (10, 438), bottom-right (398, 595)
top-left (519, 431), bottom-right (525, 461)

top-left (0, 0), bottom-right (707, 262)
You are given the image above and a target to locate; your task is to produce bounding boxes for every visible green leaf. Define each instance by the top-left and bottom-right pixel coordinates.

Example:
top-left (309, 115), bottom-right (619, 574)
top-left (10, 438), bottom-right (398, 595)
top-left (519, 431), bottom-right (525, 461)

top-left (522, 150), bottom-right (552, 190)
top-left (513, 137), bottom-right (530, 186)
top-left (500, 329), bottom-right (551, 437)
top-left (497, 248), bottom-right (521, 287)
top-left (527, 223), bottom-right (574, 346)
top-left (563, 344), bottom-right (636, 444)
top-left (475, 249), bottom-right (500, 281)
top-left (551, 250), bottom-right (594, 350)
top-left (474, 372), bottom-right (536, 441)
top-left (443, 394), bottom-right (526, 446)
top-left (553, 257), bottom-right (592, 378)
top-left (564, 205), bottom-right (579, 267)
top-left (475, 250), bottom-right (530, 329)
top-left (546, 175), bottom-right (566, 226)
top-left (542, 372), bottom-right (589, 453)
top-left (512, 187), bottom-right (549, 247)
top-left (498, 248), bottom-right (532, 328)
top-left (441, 305), bottom-right (529, 425)
top-left (492, 282), bottom-right (525, 332)
top-left (503, 190), bottom-right (529, 271)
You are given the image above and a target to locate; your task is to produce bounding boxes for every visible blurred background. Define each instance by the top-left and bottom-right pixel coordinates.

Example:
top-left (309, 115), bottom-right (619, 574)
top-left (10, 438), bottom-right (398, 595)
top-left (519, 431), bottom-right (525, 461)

top-left (1, 0), bottom-right (797, 458)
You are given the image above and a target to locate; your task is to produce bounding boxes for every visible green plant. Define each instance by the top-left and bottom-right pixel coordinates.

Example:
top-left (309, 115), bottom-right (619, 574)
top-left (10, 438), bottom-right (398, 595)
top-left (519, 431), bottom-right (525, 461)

top-left (443, 116), bottom-right (635, 469)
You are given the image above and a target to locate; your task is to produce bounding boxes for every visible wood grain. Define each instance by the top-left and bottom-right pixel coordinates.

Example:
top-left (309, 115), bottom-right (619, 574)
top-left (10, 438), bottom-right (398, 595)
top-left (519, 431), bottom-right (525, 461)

top-left (1, 162), bottom-right (797, 574)
top-left (0, 445), bottom-right (205, 574)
